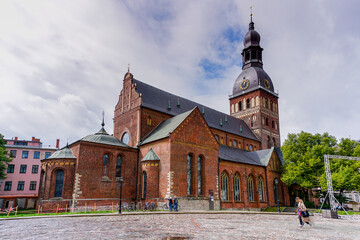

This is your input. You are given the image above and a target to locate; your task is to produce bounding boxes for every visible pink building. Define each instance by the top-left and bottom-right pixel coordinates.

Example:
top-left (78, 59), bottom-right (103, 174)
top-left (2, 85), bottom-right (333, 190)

top-left (0, 137), bottom-right (58, 209)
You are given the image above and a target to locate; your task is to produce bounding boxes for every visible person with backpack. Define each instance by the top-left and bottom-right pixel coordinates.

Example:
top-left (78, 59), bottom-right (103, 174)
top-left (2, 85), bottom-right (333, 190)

top-left (296, 197), bottom-right (312, 227)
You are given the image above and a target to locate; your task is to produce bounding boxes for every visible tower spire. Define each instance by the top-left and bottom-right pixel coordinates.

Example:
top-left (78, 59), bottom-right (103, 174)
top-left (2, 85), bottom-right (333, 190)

top-left (249, 5), bottom-right (254, 30)
top-left (102, 110), bottom-right (105, 127)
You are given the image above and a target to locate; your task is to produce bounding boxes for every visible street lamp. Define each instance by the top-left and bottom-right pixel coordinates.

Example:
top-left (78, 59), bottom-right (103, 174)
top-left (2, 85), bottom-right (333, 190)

top-left (274, 178), bottom-right (280, 213)
top-left (118, 177), bottom-right (124, 214)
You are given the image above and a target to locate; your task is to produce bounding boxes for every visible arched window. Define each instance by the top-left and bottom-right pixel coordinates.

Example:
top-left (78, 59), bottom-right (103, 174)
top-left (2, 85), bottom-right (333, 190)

top-left (249, 144), bottom-right (253, 151)
top-left (121, 132), bottom-right (130, 145)
top-left (273, 178), bottom-right (279, 204)
top-left (142, 171), bottom-right (147, 199)
top-left (239, 101), bottom-right (242, 111)
top-left (197, 156), bottom-right (203, 196)
top-left (248, 176), bottom-right (254, 202)
top-left (187, 154), bottom-right (193, 195)
top-left (233, 174), bottom-right (241, 201)
top-left (232, 140), bottom-right (237, 147)
top-left (258, 177), bottom-right (264, 201)
top-left (54, 170), bottom-right (64, 197)
top-left (272, 121), bottom-right (275, 129)
top-left (267, 136), bottom-right (271, 148)
top-left (221, 171), bottom-right (229, 201)
top-left (116, 155), bottom-right (122, 177)
top-left (215, 135), bottom-right (219, 142)
top-left (103, 154), bottom-right (109, 176)
top-left (273, 138), bottom-right (276, 147)
top-left (266, 118), bottom-right (269, 126)
top-left (147, 116), bottom-right (152, 126)
top-left (246, 99), bottom-right (250, 109)
top-left (270, 101), bottom-right (273, 111)
top-left (265, 98), bottom-right (269, 109)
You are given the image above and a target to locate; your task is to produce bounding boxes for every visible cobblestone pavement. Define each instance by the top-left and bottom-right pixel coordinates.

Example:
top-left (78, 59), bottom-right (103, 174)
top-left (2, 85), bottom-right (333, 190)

top-left (1, 213), bottom-right (359, 240)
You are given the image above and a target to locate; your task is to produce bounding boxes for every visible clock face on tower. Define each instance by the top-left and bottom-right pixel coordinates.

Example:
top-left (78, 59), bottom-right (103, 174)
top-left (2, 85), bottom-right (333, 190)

top-left (240, 79), bottom-right (250, 90)
top-left (264, 79), bottom-right (270, 89)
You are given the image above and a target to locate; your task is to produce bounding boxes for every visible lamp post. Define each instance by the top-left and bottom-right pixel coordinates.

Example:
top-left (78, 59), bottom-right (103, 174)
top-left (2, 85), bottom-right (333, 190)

top-left (118, 177), bottom-right (124, 214)
top-left (274, 178), bottom-right (280, 213)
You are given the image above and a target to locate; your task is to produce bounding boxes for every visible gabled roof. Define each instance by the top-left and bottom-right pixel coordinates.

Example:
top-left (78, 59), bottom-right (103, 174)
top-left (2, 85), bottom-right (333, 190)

top-left (141, 148), bottom-right (160, 161)
top-left (132, 79), bottom-right (259, 142)
top-left (80, 126), bottom-right (131, 148)
top-left (219, 145), bottom-right (282, 167)
top-left (48, 145), bottom-right (76, 160)
top-left (140, 108), bottom-right (194, 145)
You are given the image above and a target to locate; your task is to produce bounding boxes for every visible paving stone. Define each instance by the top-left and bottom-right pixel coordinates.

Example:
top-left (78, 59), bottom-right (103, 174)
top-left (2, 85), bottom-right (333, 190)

top-left (0, 214), bottom-right (359, 239)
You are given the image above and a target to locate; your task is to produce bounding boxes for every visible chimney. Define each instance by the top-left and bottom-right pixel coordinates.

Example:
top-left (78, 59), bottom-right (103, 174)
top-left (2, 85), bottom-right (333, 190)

top-left (15, 137), bottom-right (18, 140)
top-left (56, 139), bottom-right (60, 149)
top-left (32, 137), bottom-right (35, 141)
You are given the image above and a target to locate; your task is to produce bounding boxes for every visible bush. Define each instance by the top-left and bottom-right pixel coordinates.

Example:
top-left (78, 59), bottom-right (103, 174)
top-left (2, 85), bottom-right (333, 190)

top-left (304, 201), bottom-right (315, 208)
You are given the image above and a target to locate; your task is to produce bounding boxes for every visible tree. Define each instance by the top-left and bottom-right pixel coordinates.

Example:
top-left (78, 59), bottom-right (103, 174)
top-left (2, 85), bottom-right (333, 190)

top-left (281, 132), bottom-right (360, 195)
top-left (0, 134), bottom-right (12, 179)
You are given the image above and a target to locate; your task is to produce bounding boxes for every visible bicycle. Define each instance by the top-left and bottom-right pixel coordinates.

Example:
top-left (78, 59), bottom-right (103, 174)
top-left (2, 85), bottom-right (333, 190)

top-left (142, 202), bottom-right (155, 211)
top-left (161, 202), bottom-right (169, 211)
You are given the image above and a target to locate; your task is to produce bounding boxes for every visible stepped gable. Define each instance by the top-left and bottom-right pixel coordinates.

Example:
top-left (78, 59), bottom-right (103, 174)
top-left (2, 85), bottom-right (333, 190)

top-left (133, 79), bottom-right (259, 142)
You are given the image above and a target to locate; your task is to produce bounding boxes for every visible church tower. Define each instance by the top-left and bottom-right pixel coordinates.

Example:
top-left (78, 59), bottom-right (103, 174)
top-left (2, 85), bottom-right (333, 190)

top-left (229, 16), bottom-right (280, 149)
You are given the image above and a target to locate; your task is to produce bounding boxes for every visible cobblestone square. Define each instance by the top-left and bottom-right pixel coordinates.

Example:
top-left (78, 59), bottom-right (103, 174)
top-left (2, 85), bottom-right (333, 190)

top-left (1, 213), bottom-right (359, 239)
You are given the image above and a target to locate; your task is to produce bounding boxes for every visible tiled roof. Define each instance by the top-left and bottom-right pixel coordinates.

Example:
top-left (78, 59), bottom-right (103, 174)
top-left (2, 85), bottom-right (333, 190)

top-left (80, 127), bottom-right (131, 148)
top-left (48, 145), bottom-right (76, 159)
top-left (219, 145), bottom-right (282, 167)
top-left (140, 108), bottom-right (194, 145)
top-left (141, 148), bottom-right (160, 161)
top-left (133, 79), bottom-right (259, 142)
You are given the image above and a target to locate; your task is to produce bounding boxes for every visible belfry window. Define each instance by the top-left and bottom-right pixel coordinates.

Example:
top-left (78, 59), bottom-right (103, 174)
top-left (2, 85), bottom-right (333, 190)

top-left (221, 171), bottom-right (229, 201)
top-left (187, 154), bottom-right (193, 195)
top-left (248, 176), bottom-right (254, 202)
top-left (239, 101), bottom-right (242, 111)
top-left (266, 118), bottom-right (269, 126)
top-left (197, 156), bottom-right (203, 196)
top-left (147, 116), bottom-right (152, 126)
top-left (246, 99), bottom-right (250, 108)
top-left (272, 121), bottom-right (275, 129)
top-left (54, 170), bottom-right (64, 197)
top-left (116, 155), bottom-right (122, 177)
top-left (265, 98), bottom-right (269, 109)
top-left (103, 154), bottom-right (109, 176)
top-left (233, 174), bottom-right (241, 202)
top-left (258, 177), bottom-right (264, 201)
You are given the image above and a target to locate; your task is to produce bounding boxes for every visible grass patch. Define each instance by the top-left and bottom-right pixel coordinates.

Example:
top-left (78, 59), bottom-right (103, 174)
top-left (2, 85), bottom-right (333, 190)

top-left (263, 207), bottom-right (286, 212)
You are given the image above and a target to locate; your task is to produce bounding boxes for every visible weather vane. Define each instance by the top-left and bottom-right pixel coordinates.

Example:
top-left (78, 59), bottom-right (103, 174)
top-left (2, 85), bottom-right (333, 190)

top-left (128, 63), bottom-right (130, 73)
top-left (102, 110), bottom-right (105, 127)
top-left (250, 4), bottom-right (253, 21)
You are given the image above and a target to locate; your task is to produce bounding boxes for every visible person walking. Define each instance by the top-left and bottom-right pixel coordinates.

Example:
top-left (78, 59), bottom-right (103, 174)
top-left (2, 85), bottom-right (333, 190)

top-left (296, 197), bottom-right (311, 227)
top-left (168, 196), bottom-right (173, 211)
top-left (173, 196), bottom-right (178, 211)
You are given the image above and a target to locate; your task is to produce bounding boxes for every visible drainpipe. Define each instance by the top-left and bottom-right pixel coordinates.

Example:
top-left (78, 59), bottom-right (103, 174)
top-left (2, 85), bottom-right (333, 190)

top-left (265, 167), bottom-right (270, 206)
top-left (218, 158), bottom-right (221, 210)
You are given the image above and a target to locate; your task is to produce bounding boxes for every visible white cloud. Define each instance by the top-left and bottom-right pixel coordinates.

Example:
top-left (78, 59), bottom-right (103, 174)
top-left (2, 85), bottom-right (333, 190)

top-left (1, 0), bottom-right (360, 147)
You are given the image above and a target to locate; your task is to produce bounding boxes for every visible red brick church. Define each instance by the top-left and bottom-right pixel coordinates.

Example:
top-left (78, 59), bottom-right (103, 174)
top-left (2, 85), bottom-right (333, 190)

top-left (40, 19), bottom-right (290, 211)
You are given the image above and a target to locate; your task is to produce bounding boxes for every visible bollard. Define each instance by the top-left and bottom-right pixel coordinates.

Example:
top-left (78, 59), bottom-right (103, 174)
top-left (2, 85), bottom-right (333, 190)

top-left (85, 203), bottom-right (87, 213)
top-left (56, 204), bottom-right (59, 214)
top-left (65, 204), bottom-right (68, 213)
top-left (15, 206), bottom-right (18, 216)
top-left (37, 205), bottom-right (40, 214)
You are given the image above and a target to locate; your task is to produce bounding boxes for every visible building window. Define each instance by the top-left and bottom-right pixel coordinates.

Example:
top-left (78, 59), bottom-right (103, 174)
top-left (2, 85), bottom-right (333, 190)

top-left (19, 165), bottom-right (27, 173)
top-left (4, 181), bottom-right (12, 191)
top-left (272, 121), bottom-right (275, 129)
top-left (17, 181), bottom-right (25, 191)
top-left (246, 99), bottom-right (250, 108)
top-left (221, 171), bottom-right (229, 201)
top-left (147, 116), bottom-right (152, 126)
top-left (45, 152), bottom-right (51, 159)
top-left (103, 154), bottom-right (109, 176)
top-left (265, 98), bottom-right (269, 108)
top-left (142, 171), bottom-right (147, 199)
top-left (233, 174), bottom-right (241, 202)
top-left (22, 151), bottom-right (29, 159)
top-left (273, 178), bottom-right (279, 204)
top-left (32, 165), bottom-right (39, 174)
top-left (197, 156), bottom-right (203, 196)
top-left (273, 138), bottom-right (276, 147)
top-left (10, 150), bottom-right (16, 158)
top-left (116, 155), bottom-right (122, 177)
top-left (29, 181), bottom-right (37, 190)
top-left (34, 151), bottom-right (40, 159)
top-left (7, 164), bottom-right (14, 173)
top-left (232, 140), bottom-right (237, 147)
top-left (249, 144), bottom-right (253, 151)
top-left (15, 141), bottom-right (27, 146)
top-left (54, 170), bottom-right (64, 197)
top-left (355, 194), bottom-right (359, 202)
top-left (215, 135), bottom-right (219, 142)
top-left (258, 177), bottom-right (264, 201)
top-left (239, 101), bottom-right (242, 111)
top-left (187, 154), bottom-right (193, 195)
top-left (248, 176), bottom-right (254, 202)
top-left (267, 136), bottom-right (271, 148)
top-left (265, 118), bottom-right (269, 126)
top-left (121, 132), bottom-right (130, 145)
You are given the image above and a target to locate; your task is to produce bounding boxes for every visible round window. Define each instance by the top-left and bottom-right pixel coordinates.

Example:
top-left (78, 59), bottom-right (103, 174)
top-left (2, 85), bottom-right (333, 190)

top-left (233, 140), bottom-right (237, 147)
top-left (121, 132), bottom-right (130, 145)
top-left (249, 144), bottom-right (253, 151)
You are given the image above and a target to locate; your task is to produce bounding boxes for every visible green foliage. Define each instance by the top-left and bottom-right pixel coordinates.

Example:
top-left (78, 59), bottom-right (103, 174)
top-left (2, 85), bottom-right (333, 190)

top-left (281, 132), bottom-right (360, 192)
top-left (0, 134), bottom-right (13, 180)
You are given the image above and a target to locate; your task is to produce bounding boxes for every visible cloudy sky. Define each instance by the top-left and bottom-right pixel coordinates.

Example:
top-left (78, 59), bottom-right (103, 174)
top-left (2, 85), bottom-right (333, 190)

top-left (1, 0), bottom-right (360, 148)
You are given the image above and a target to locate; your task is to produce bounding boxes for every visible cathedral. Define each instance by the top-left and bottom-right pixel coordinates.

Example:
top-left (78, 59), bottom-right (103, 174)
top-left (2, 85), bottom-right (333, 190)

top-left (40, 18), bottom-right (290, 211)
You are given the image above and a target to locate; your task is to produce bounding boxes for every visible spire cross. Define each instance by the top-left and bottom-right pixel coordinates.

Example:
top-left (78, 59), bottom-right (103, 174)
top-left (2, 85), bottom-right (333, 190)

top-left (102, 111), bottom-right (105, 127)
top-left (127, 63), bottom-right (130, 73)
top-left (250, 4), bottom-right (253, 22)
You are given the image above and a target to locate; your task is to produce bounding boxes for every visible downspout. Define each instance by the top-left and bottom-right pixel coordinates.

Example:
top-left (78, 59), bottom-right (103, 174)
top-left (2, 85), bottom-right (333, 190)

top-left (218, 157), bottom-right (221, 210)
top-left (135, 147), bottom-right (139, 210)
